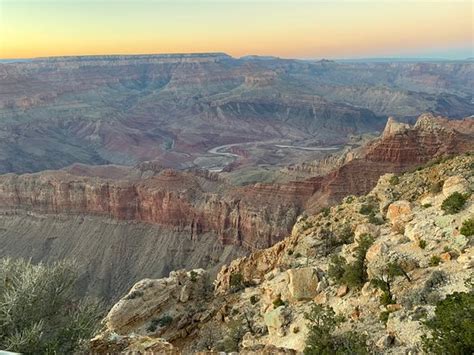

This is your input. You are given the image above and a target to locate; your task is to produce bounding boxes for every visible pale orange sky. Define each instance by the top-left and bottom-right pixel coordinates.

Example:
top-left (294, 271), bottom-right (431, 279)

top-left (0, 0), bottom-right (472, 59)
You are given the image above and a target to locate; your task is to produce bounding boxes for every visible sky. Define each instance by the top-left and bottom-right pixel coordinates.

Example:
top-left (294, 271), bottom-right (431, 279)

top-left (0, 0), bottom-right (472, 60)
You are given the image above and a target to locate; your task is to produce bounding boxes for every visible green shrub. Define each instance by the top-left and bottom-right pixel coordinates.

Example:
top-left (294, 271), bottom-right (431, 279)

top-left (379, 311), bottom-right (391, 325)
top-left (249, 295), bottom-right (259, 305)
top-left (190, 270), bottom-right (198, 282)
top-left (429, 180), bottom-right (444, 194)
top-left (441, 192), bottom-right (467, 214)
top-left (328, 255), bottom-right (347, 282)
top-left (304, 304), bottom-right (368, 355)
top-left (287, 249), bottom-right (294, 255)
top-left (389, 175), bottom-right (400, 186)
top-left (419, 239), bottom-right (427, 249)
top-left (422, 203), bottom-right (432, 209)
top-left (338, 224), bottom-right (354, 244)
top-left (147, 315), bottom-right (173, 332)
top-left (320, 207), bottom-right (330, 217)
top-left (273, 297), bottom-right (286, 309)
top-left (429, 255), bottom-right (441, 267)
top-left (421, 292), bottom-right (474, 354)
top-left (295, 252), bottom-right (302, 258)
top-left (230, 272), bottom-right (244, 292)
top-left (345, 196), bottom-right (354, 204)
top-left (0, 258), bottom-right (102, 354)
top-left (341, 234), bottom-right (374, 289)
top-left (359, 204), bottom-right (374, 216)
top-left (460, 218), bottom-right (474, 237)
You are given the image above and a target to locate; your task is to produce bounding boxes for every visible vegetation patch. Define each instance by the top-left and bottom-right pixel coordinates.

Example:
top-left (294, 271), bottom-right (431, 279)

top-left (441, 192), bottom-right (467, 214)
top-left (421, 292), bottom-right (474, 354)
top-left (460, 218), bottom-right (474, 237)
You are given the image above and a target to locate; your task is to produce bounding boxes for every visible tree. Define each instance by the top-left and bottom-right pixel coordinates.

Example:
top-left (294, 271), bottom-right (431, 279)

top-left (0, 258), bottom-right (102, 354)
top-left (421, 292), bottom-right (474, 354)
top-left (342, 234), bottom-right (374, 288)
top-left (304, 303), bottom-right (368, 355)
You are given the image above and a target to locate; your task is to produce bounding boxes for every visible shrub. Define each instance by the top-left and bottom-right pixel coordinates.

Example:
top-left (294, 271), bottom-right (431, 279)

top-left (230, 272), bottom-right (244, 292)
top-left (249, 295), bottom-right (259, 305)
top-left (320, 207), bottom-right (330, 217)
top-left (441, 192), bottom-right (467, 214)
top-left (460, 218), bottom-right (474, 237)
top-left (338, 224), bottom-right (354, 244)
top-left (389, 175), bottom-right (400, 186)
top-left (295, 252), bottom-right (302, 258)
top-left (190, 270), bottom-right (198, 282)
top-left (429, 255), bottom-right (441, 267)
top-left (341, 234), bottom-right (374, 289)
top-left (287, 249), bottom-right (294, 255)
top-left (304, 304), bottom-right (368, 355)
top-left (273, 297), bottom-right (286, 309)
top-left (418, 239), bottom-right (427, 249)
top-left (421, 292), bottom-right (474, 354)
top-left (422, 203), bottom-right (432, 209)
top-left (379, 311), bottom-right (391, 325)
top-left (328, 255), bottom-right (347, 282)
top-left (0, 258), bottom-right (102, 354)
top-left (368, 212), bottom-right (384, 225)
top-left (359, 204), bottom-right (375, 216)
top-left (345, 196), bottom-right (354, 204)
top-left (218, 319), bottom-right (247, 352)
top-left (147, 315), bottom-right (173, 332)
top-left (429, 180), bottom-right (444, 194)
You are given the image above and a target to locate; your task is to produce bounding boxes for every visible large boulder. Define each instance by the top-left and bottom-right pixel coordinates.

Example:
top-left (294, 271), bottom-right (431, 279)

top-left (287, 267), bottom-right (319, 301)
top-left (264, 306), bottom-right (292, 337)
top-left (386, 201), bottom-right (413, 229)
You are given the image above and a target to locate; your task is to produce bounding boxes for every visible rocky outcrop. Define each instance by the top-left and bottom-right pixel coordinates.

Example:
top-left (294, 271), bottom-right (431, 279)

top-left (97, 154), bottom-right (473, 353)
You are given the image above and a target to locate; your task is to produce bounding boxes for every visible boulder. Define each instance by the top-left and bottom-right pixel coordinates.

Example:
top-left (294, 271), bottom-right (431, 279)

top-left (386, 201), bottom-right (413, 228)
top-left (287, 267), bottom-right (319, 301)
top-left (264, 306), bottom-right (292, 337)
top-left (337, 285), bottom-right (348, 297)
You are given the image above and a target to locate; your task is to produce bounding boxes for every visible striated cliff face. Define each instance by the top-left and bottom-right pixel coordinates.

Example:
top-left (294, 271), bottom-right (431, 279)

top-left (305, 114), bottom-right (474, 209)
top-left (0, 114), bottom-right (472, 251)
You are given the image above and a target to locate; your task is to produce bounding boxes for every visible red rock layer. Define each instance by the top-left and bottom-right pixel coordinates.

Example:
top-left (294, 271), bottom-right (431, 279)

top-left (0, 114), bottom-right (472, 249)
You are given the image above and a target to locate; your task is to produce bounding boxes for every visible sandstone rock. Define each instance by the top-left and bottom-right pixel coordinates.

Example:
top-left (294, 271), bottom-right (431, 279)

top-left (386, 304), bottom-right (402, 312)
top-left (354, 223), bottom-right (380, 241)
top-left (440, 252), bottom-right (451, 262)
top-left (314, 292), bottom-right (328, 304)
top-left (366, 242), bottom-right (388, 263)
top-left (443, 176), bottom-right (470, 197)
top-left (264, 306), bottom-right (292, 337)
top-left (376, 334), bottom-right (396, 349)
top-left (386, 201), bottom-right (413, 228)
top-left (287, 267), bottom-right (319, 301)
top-left (90, 332), bottom-right (177, 354)
top-left (337, 285), bottom-right (348, 297)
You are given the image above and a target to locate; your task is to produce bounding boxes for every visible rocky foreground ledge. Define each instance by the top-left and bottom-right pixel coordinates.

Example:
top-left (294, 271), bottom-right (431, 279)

top-left (91, 153), bottom-right (473, 354)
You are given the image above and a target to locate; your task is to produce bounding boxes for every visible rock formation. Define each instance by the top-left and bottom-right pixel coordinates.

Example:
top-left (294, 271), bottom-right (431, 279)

top-left (94, 154), bottom-right (473, 353)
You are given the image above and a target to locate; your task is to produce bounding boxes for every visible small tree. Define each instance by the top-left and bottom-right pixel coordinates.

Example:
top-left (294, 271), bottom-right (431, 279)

top-left (0, 258), bottom-right (102, 354)
top-left (342, 234), bottom-right (374, 288)
top-left (304, 304), bottom-right (368, 355)
top-left (421, 292), bottom-right (474, 354)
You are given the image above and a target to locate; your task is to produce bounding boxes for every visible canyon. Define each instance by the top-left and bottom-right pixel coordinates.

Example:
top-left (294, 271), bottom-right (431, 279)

top-left (0, 54), bottom-right (472, 174)
top-left (0, 113), bottom-right (472, 302)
